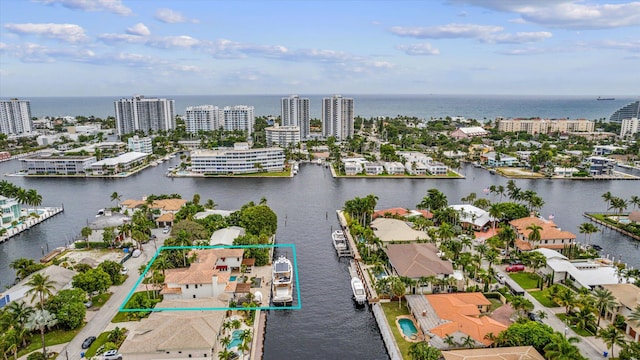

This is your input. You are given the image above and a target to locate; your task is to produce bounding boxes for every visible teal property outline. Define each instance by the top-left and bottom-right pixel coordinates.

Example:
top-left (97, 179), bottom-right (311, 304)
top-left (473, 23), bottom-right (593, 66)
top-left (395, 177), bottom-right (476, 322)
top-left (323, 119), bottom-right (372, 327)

top-left (119, 243), bottom-right (301, 311)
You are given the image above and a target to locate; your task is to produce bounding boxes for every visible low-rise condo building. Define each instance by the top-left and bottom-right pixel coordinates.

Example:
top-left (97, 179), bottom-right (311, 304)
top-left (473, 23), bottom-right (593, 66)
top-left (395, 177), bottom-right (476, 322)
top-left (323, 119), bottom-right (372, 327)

top-left (0, 196), bottom-right (21, 227)
top-left (265, 125), bottom-right (301, 147)
top-left (21, 155), bottom-right (97, 175)
top-left (190, 143), bottom-right (285, 174)
top-left (87, 152), bottom-right (148, 175)
top-left (497, 118), bottom-right (594, 134)
top-left (127, 135), bottom-right (153, 154)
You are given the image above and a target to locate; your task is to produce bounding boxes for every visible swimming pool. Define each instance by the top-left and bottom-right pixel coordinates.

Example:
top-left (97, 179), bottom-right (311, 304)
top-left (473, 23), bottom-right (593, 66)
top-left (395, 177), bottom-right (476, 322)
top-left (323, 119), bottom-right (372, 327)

top-left (227, 329), bottom-right (242, 349)
top-left (230, 276), bottom-right (237, 281)
top-left (398, 318), bottom-right (418, 338)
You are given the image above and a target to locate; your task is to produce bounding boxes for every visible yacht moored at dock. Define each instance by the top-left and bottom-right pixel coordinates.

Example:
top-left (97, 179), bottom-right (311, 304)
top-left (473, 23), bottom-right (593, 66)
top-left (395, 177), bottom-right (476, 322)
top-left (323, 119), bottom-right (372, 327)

top-left (351, 277), bottom-right (367, 305)
top-left (272, 255), bottom-right (293, 305)
top-left (332, 229), bottom-right (352, 257)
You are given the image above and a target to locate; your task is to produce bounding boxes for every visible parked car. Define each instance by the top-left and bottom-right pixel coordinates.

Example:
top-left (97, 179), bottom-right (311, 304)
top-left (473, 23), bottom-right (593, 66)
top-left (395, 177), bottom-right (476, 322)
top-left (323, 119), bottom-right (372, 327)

top-left (528, 312), bottom-right (543, 323)
top-left (163, 226), bottom-right (170, 234)
top-left (120, 267), bottom-right (129, 275)
top-left (506, 264), bottom-right (525, 272)
top-left (495, 273), bottom-right (505, 284)
top-left (81, 336), bottom-right (96, 349)
top-left (102, 350), bottom-right (123, 360)
top-left (84, 300), bottom-right (93, 308)
top-left (132, 249), bottom-right (142, 258)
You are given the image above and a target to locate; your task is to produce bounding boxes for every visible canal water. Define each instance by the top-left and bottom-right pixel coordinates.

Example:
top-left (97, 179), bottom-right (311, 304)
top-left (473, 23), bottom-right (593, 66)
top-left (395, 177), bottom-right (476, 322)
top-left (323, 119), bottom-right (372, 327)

top-left (1, 159), bottom-right (639, 359)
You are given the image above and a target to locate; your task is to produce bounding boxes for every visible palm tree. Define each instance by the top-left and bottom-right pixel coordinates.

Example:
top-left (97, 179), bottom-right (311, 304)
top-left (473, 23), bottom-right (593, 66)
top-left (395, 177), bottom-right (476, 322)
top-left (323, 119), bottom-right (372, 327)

top-left (488, 204), bottom-right (502, 233)
top-left (578, 222), bottom-right (599, 246)
top-left (543, 334), bottom-right (582, 360)
top-left (461, 335), bottom-right (476, 349)
top-left (628, 304), bottom-right (640, 324)
top-left (497, 224), bottom-right (516, 257)
top-left (205, 199), bottom-right (218, 210)
top-left (598, 324), bottom-right (627, 359)
top-left (25, 273), bottom-right (56, 309)
top-left (219, 335), bottom-right (231, 349)
top-left (238, 329), bottom-right (252, 359)
top-left (609, 197), bottom-right (628, 215)
top-left (630, 195), bottom-right (640, 210)
top-left (110, 191), bottom-right (121, 205)
top-left (443, 334), bottom-right (457, 349)
top-left (217, 349), bottom-right (234, 360)
top-left (391, 277), bottom-right (406, 309)
top-left (26, 309), bottom-right (58, 358)
top-left (592, 288), bottom-right (617, 327)
top-left (602, 191), bottom-right (613, 213)
top-left (526, 223), bottom-right (543, 244)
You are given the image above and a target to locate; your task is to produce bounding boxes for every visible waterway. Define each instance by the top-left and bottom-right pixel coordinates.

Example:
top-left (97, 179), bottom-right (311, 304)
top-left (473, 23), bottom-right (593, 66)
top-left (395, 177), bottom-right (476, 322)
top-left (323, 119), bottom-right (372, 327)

top-left (1, 159), bottom-right (639, 360)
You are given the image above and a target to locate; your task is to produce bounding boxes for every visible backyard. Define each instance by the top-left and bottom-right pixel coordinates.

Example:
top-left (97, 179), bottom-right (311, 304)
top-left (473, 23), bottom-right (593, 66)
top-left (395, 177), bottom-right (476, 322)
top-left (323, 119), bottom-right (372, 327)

top-left (381, 301), bottom-right (412, 359)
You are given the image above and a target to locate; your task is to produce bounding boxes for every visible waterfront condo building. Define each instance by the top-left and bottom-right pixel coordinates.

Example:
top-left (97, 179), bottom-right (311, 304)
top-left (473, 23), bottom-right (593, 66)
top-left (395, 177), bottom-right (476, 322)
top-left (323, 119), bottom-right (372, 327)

top-left (610, 100), bottom-right (640, 123)
top-left (0, 195), bottom-right (22, 227)
top-left (190, 143), bottom-right (285, 174)
top-left (322, 95), bottom-right (354, 141)
top-left (621, 118), bottom-right (639, 138)
top-left (281, 95), bottom-right (310, 139)
top-left (127, 135), bottom-right (153, 154)
top-left (0, 99), bottom-right (33, 136)
top-left (21, 155), bottom-right (97, 175)
top-left (114, 95), bottom-right (175, 136)
top-left (265, 125), bottom-right (301, 147)
top-left (184, 105), bottom-right (222, 133)
top-left (496, 118), bottom-right (594, 135)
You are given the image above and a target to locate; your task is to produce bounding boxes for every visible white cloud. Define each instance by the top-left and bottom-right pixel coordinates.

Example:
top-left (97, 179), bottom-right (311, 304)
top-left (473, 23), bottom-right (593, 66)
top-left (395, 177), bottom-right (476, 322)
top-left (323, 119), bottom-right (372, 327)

top-left (98, 33), bottom-right (147, 44)
top-left (390, 23), bottom-right (551, 44)
top-left (598, 40), bottom-right (640, 52)
top-left (126, 23), bottom-right (150, 36)
top-left (36, 0), bottom-right (132, 16)
top-left (450, 1), bottom-right (640, 29)
top-left (1, 42), bottom-right (96, 63)
top-left (155, 8), bottom-right (199, 24)
top-left (390, 23), bottom-right (503, 39)
top-left (396, 43), bottom-right (441, 55)
top-left (4, 23), bottom-right (88, 43)
top-left (147, 36), bottom-right (200, 49)
top-left (486, 31), bottom-right (552, 44)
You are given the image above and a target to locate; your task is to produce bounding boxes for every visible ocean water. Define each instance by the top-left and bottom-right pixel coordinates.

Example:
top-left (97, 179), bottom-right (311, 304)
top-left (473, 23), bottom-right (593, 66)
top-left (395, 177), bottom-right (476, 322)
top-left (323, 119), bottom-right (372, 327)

top-left (5, 94), bottom-right (637, 121)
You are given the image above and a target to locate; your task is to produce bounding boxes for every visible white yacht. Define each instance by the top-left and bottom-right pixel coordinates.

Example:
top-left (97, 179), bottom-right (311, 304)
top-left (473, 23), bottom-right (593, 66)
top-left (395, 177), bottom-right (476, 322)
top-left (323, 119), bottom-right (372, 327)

top-left (332, 230), bottom-right (347, 251)
top-left (351, 277), bottom-right (367, 305)
top-left (272, 255), bottom-right (293, 304)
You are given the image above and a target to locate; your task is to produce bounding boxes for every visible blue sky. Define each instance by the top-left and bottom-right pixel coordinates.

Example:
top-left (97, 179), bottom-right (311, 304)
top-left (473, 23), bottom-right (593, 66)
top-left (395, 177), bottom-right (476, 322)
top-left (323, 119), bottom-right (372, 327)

top-left (0, 0), bottom-right (638, 96)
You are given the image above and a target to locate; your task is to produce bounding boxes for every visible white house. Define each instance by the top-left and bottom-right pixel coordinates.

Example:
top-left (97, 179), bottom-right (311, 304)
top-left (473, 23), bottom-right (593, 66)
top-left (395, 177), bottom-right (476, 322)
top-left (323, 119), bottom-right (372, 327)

top-left (365, 162), bottom-right (384, 175)
top-left (161, 248), bottom-right (244, 300)
top-left (449, 204), bottom-right (495, 230)
top-left (384, 161), bottom-right (405, 175)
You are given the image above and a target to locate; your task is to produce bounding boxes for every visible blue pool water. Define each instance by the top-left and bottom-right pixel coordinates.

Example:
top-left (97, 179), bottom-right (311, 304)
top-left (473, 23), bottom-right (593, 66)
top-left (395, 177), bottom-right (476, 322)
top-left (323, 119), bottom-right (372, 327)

top-left (227, 330), bottom-right (242, 349)
top-left (398, 318), bottom-right (418, 338)
top-left (230, 276), bottom-right (237, 281)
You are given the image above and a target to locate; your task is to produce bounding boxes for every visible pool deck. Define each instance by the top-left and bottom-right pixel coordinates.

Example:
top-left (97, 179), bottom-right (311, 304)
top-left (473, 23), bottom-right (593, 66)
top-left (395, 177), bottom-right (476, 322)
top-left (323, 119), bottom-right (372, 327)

top-left (0, 206), bottom-right (64, 244)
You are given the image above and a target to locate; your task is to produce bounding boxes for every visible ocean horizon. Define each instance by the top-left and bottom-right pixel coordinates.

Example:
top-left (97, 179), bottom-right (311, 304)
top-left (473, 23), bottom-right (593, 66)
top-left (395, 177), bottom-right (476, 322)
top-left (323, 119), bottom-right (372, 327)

top-left (2, 94), bottom-right (638, 122)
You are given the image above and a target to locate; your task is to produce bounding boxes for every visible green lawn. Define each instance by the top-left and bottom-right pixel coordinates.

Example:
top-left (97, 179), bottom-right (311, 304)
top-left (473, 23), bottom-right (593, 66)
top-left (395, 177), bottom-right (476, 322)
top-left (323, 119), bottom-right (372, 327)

top-left (556, 313), bottom-right (595, 336)
top-left (529, 288), bottom-right (560, 308)
top-left (509, 272), bottom-right (541, 289)
top-left (488, 298), bottom-right (504, 312)
top-left (91, 293), bottom-right (112, 309)
top-left (381, 301), bottom-right (412, 359)
top-left (17, 327), bottom-right (82, 357)
top-left (112, 292), bottom-right (161, 323)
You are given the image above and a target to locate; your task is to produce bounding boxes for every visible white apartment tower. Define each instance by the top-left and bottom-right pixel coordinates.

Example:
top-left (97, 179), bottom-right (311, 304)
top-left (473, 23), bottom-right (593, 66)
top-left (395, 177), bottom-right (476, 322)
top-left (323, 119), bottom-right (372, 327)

top-left (185, 105), bottom-right (222, 133)
top-left (322, 95), bottom-right (354, 141)
top-left (0, 99), bottom-right (33, 135)
top-left (281, 95), bottom-right (310, 139)
top-left (621, 118), bottom-right (639, 138)
top-left (114, 95), bottom-right (175, 136)
top-left (223, 106), bottom-right (255, 135)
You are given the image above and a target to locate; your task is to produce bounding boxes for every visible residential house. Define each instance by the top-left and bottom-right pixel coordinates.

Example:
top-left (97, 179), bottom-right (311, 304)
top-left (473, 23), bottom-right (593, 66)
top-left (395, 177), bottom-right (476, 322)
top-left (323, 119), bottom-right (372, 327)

top-left (450, 127), bottom-right (489, 139)
top-left (161, 248), bottom-right (244, 300)
top-left (385, 243), bottom-right (452, 293)
top-left (584, 156), bottom-right (616, 176)
top-left (600, 284), bottom-right (640, 342)
top-left (449, 205), bottom-right (495, 231)
top-left (593, 145), bottom-right (625, 156)
top-left (442, 346), bottom-right (544, 360)
top-left (481, 152), bottom-right (518, 167)
top-left (372, 208), bottom-right (433, 220)
top-left (554, 167), bottom-right (580, 177)
top-left (364, 162), bottom-right (384, 175)
top-left (342, 157), bottom-right (367, 175)
top-left (510, 216), bottom-right (576, 250)
top-left (0, 266), bottom-right (76, 307)
top-left (209, 226), bottom-right (245, 246)
top-left (384, 161), bottom-right (405, 175)
top-left (370, 218), bottom-right (430, 243)
top-left (87, 212), bottom-right (130, 243)
top-left (426, 162), bottom-right (448, 175)
top-left (535, 248), bottom-right (623, 289)
top-left (405, 293), bottom-right (508, 350)
top-left (120, 197), bottom-right (187, 225)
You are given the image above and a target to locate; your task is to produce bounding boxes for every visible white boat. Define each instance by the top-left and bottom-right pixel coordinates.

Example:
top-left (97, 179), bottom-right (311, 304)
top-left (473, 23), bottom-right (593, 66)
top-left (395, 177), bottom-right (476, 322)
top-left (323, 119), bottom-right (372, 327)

top-left (332, 230), bottom-right (347, 251)
top-left (272, 255), bottom-right (293, 304)
top-left (351, 277), bottom-right (367, 305)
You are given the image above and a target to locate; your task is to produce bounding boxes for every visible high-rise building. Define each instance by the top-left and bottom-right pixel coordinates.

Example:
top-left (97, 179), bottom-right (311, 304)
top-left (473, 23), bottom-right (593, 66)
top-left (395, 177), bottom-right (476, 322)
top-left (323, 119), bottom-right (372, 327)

top-left (281, 95), bottom-right (310, 139)
top-left (0, 99), bottom-right (33, 135)
top-left (496, 118), bottom-right (594, 134)
top-left (223, 106), bottom-right (254, 135)
top-left (322, 95), bottom-right (354, 140)
top-left (610, 100), bottom-right (640, 123)
top-left (185, 105), bottom-right (222, 133)
top-left (114, 95), bottom-right (175, 136)
top-left (621, 118), bottom-right (639, 138)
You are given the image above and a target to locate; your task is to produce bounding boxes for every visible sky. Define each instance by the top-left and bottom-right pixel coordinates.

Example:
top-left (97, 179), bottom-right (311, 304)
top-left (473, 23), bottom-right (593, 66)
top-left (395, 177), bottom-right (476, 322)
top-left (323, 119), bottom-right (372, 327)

top-left (0, 0), bottom-right (639, 97)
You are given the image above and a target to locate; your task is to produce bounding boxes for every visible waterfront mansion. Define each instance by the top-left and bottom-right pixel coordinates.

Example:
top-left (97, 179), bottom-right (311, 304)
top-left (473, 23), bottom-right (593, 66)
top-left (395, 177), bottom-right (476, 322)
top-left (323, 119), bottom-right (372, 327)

top-left (161, 248), bottom-right (245, 300)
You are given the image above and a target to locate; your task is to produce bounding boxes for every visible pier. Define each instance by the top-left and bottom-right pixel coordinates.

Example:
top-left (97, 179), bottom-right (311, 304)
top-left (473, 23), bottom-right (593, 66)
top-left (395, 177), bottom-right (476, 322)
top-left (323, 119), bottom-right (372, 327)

top-left (0, 206), bottom-right (64, 244)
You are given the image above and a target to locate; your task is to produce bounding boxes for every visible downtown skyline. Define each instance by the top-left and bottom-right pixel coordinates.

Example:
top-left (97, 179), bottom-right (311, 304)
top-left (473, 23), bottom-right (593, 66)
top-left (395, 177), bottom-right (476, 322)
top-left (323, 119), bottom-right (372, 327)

top-left (1, 0), bottom-right (639, 97)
